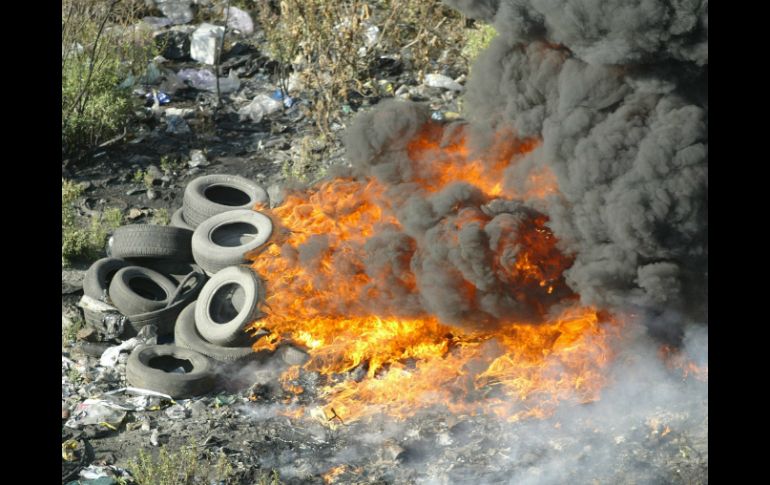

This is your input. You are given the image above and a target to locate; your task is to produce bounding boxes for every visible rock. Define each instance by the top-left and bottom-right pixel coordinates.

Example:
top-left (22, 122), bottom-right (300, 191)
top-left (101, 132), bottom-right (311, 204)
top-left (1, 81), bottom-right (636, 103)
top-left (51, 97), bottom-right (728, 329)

top-left (191, 23), bottom-right (224, 65)
top-left (126, 188), bottom-right (147, 196)
top-left (127, 208), bottom-right (145, 220)
top-left (154, 27), bottom-right (191, 60)
top-left (225, 6), bottom-right (254, 34)
top-left (156, 0), bottom-right (193, 25)
top-left (62, 269), bottom-right (85, 295)
top-left (189, 149), bottom-right (209, 168)
top-left (147, 189), bottom-right (159, 200)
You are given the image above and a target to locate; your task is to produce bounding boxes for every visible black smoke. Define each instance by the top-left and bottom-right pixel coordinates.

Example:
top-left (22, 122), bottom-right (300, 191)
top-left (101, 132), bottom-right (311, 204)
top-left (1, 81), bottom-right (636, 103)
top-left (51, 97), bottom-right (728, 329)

top-left (343, 0), bottom-right (707, 340)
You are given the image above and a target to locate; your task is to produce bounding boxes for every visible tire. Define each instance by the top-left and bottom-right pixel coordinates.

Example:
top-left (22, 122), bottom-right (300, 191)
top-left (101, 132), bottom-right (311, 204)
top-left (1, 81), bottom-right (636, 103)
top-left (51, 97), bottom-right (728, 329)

top-left (170, 207), bottom-right (194, 231)
top-left (82, 258), bottom-right (129, 330)
top-left (125, 259), bottom-right (207, 286)
top-left (108, 267), bottom-right (178, 316)
top-left (109, 225), bottom-right (193, 261)
top-left (83, 257), bottom-right (129, 301)
top-left (182, 174), bottom-right (268, 228)
top-left (175, 301), bottom-right (258, 362)
top-left (192, 210), bottom-right (273, 275)
top-left (123, 269), bottom-right (207, 337)
top-left (126, 345), bottom-right (214, 398)
top-left (194, 266), bottom-right (265, 346)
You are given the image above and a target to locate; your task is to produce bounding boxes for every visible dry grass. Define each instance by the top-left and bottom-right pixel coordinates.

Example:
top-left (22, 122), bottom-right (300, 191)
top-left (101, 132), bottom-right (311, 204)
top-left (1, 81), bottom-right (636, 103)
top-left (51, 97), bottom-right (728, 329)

top-left (257, 0), bottom-right (468, 137)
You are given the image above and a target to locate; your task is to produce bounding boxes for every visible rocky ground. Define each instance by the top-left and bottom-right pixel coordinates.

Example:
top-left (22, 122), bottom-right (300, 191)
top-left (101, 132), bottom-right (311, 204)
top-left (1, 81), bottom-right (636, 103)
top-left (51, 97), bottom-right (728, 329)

top-left (61, 6), bottom-right (707, 485)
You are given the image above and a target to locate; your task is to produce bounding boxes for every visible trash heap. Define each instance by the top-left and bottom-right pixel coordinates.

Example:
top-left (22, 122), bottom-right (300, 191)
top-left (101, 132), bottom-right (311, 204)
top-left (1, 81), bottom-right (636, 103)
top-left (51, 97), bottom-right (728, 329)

top-left (77, 174), bottom-right (272, 400)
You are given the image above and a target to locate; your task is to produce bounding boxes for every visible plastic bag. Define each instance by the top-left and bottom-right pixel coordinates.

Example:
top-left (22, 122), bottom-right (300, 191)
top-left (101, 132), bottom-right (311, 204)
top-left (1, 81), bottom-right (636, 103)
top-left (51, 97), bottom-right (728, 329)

top-left (238, 94), bottom-right (283, 122)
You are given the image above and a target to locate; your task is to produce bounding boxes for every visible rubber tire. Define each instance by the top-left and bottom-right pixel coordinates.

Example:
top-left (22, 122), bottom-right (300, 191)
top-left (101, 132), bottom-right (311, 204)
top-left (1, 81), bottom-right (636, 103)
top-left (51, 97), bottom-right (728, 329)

top-left (109, 225), bottom-right (193, 261)
top-left (175, 302), bottom-right (258, 362)
top-left (126, 345), bottom-right (214, 398)
top-left (182, 174), bottom-right (268, 228)
top-left (125, 259), bottom-right (207, 285)
top-left (83, 257), bottom-right (129, 301)
top-left (194, 266), bottom-right (265, 346)
top-left (123, 268), bottom-right (207, 337)
top-left (170, 207), bottom-right (194, 231)
top-left (82, 257), bottom-right (130, 329)
top-left (108, 266), bottom-right (178, 316)
top-left (192, 209), bottom-right (273, 275)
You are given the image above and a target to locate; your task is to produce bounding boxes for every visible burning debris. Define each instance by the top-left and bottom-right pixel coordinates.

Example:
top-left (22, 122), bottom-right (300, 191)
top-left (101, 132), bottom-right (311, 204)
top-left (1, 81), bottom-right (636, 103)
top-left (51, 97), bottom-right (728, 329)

top-left (62, 0), bottom-right (706, 482)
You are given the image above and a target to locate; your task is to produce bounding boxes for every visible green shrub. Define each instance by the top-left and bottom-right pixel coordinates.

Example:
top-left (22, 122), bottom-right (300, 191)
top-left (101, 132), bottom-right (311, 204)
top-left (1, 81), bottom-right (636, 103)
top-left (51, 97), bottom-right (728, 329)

top-left (462, 23), bottom-right (497, 62)
top-left (61, 0), bottom-right (156, 156)
top-left (127, 440), bottom-right (235, 485)
top-left (152, 208), bottom-right (170, 226)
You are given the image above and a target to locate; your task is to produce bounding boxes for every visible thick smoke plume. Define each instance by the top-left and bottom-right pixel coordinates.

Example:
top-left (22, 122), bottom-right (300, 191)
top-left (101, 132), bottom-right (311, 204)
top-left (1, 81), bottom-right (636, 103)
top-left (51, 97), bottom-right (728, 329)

top-left (343, 0), bottom-right (707, 340)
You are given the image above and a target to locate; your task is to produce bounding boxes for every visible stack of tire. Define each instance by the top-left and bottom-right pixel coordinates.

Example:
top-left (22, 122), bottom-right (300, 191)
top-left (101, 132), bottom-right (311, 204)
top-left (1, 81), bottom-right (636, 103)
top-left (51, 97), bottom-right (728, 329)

top-left (83, 174), bottom-right (274, 399)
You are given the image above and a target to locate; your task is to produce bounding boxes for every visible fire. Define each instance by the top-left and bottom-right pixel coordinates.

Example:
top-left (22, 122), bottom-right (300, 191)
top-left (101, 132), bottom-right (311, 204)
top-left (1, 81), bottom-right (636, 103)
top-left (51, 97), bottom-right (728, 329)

top-left (405, 122), bottom-right (555, 199)
top-left (247, 124), bottom-right (618, 423)
top-left (322, 465), bottom-right (346, 484)
top-left (659, 345), bottom-right (709, 382)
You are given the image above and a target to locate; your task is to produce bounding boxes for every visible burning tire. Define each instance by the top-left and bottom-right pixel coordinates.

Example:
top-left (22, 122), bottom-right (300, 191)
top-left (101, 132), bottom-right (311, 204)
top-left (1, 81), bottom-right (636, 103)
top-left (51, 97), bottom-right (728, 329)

top-left (108, 225), bottom-right (193, 261)
top-left (126, 345), bottom-right (214, 398)
top-left (193, 265), bottom-right (265, 346)
top-left (182, 174), bottom-right (268, 228)
top-left (170, 207), bottom-right (194, 231)
top-left (191, 209), bottom-right (273, 275)
top-left (175, 301), bottom-right (258, 362)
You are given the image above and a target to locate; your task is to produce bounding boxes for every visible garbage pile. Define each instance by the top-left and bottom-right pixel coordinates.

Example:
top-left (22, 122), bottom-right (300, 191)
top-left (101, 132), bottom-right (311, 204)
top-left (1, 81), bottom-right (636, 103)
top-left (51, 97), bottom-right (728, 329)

top-left (78, 174), bottom-right (273, 399)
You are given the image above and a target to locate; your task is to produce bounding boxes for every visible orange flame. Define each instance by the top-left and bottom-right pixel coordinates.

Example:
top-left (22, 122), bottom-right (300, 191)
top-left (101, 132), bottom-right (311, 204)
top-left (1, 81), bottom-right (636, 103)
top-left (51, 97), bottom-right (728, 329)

top-left (248, 126), bottom-right (618, 423)
top-left (659, 345), bottom-right (709, 382)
